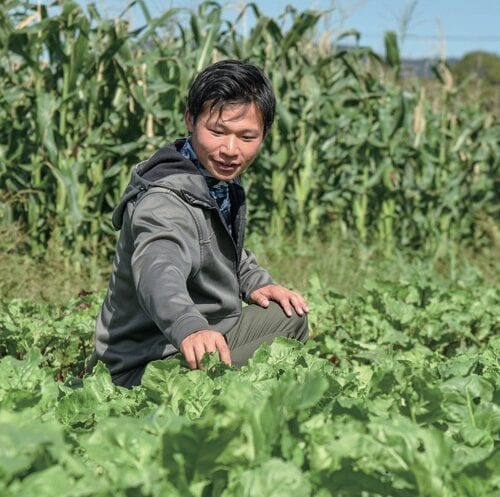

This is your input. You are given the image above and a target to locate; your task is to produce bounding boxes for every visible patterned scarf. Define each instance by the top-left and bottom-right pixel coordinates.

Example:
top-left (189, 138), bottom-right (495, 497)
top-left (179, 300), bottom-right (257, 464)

top-left (180, 139), bottom-right (232, 232)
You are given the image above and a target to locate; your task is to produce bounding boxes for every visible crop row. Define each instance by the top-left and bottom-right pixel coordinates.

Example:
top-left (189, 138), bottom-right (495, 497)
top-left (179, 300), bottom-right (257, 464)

top-left (0, 276), bottom-right (498, 496)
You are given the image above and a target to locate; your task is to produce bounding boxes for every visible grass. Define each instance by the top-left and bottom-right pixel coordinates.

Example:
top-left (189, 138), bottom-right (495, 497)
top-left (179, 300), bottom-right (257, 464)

top-left (0, 224), bottom-right (107, 303)
top-left (246, 232), bottom-right (500, 294)
top-left (2, 223), bottom-right (499, 304)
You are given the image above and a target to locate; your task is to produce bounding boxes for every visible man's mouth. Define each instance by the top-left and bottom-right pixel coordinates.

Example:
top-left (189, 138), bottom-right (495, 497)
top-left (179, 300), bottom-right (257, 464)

top-left (215, 161), bottom-right (240, 170)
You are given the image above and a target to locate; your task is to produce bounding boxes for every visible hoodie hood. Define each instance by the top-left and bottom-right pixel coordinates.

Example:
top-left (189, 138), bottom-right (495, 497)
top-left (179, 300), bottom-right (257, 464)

top-left (112, 139), bottom-right (214, 230)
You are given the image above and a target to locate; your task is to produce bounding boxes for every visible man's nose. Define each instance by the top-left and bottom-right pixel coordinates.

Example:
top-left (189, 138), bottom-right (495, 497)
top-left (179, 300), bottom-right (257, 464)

top-left (220, 135), bottom-right (238, 157)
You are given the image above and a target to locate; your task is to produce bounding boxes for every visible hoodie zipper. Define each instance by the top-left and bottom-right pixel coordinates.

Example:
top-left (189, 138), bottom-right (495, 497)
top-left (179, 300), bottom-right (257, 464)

top-left (208, 199), bottom-right (243, 299)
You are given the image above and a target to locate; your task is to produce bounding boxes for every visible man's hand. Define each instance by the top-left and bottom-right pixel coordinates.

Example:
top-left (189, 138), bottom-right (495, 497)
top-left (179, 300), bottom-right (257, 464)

top-left (180, 329), bottom-right (232, 369)
top-left (249, 284), bottom-right (309, 317)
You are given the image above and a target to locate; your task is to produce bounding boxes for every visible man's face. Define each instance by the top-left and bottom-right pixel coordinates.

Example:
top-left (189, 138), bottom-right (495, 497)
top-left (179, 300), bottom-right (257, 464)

top-left (185, 101), bottom-right (265, 181)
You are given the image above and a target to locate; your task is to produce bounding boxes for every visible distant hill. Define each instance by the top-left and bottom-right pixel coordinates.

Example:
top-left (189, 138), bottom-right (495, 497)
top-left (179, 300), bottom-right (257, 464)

top-left (401, 57), bottom-right (459, 79)
top-left (336, 43), bottom-right (459, 79)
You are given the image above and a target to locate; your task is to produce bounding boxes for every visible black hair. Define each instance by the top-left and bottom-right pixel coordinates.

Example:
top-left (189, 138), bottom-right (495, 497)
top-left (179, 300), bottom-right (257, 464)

top-left (187, 60), bottom-right (276, 136)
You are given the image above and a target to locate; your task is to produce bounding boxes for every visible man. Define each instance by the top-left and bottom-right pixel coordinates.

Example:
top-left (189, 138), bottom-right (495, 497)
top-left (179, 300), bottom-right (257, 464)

top-left (93, 60), bottom-right (309, 387)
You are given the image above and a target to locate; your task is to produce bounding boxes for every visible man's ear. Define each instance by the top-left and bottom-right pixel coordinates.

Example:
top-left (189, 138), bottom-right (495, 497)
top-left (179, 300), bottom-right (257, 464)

top-left (184, 110), bottom-right (194, 133)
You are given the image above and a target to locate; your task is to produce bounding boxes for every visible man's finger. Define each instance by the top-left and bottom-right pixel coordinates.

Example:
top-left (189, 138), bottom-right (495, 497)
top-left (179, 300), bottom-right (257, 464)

top-left (215, 336), bottom-right (232, 366)
top-left (277, 297), bottom-right (293, 317)
top-left (204, 340), bottom-right (217, 355)
top-left (290, 295), bottom-right (307, 316)
top-left (295, 293), bottom-right (309, 313)
top-left (255, 292), bottom-right (270, 308)
top-left (182, 344), bottom-right (197, 369)
top-left (193, 342), bottom-right (207, 369)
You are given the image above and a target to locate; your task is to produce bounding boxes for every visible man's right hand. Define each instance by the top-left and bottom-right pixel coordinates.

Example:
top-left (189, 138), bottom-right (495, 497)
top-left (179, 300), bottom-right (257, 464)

top-left (180, 330), bottom-right (232, 369)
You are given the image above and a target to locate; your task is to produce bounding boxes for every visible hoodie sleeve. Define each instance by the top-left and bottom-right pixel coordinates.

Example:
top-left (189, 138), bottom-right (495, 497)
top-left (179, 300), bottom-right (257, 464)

top-left (238, 248), bottom-right (274, 302)
top-left (130, 191), bottom-right (209, 349)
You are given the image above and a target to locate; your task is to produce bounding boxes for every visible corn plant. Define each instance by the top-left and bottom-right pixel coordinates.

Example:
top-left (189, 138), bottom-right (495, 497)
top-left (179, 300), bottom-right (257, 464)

top-left (0, 0), bottom-right (498, 269)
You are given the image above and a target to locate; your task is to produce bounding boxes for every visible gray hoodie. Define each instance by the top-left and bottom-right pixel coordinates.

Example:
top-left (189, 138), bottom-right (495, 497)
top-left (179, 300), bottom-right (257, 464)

top-left (95, 139), bottom-right (273, 377)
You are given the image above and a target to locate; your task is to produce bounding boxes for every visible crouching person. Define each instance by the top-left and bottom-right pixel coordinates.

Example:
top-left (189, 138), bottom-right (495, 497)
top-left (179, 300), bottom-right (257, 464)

top-left (92, 60), bottom-right (309, 387)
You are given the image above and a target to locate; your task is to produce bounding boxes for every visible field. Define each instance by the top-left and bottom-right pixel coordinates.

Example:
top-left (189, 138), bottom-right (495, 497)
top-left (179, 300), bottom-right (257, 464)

top-left (0, 0), bottom-right (499, 496)
top-left (1, 269), bottom-right (499, 496)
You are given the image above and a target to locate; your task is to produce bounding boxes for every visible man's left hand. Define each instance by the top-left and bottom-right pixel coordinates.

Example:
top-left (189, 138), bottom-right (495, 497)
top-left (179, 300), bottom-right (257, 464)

top-left (249, 284), bottom-right (309, 317)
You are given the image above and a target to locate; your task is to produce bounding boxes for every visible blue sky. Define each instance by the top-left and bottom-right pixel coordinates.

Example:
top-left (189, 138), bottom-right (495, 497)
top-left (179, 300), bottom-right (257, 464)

top-left (80, 0), bottom-right (500, 59)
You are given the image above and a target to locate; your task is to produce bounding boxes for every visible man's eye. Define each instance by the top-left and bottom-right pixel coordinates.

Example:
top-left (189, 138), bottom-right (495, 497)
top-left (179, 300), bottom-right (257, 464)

top-left (210, 129), bottom-right (223, 136)
top-left (242, 136), bottom-right (257, 141)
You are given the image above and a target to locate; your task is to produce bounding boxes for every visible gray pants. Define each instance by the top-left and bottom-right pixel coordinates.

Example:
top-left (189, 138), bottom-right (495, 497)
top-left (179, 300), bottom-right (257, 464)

top-left (111, 302), bottom-right (308, 388)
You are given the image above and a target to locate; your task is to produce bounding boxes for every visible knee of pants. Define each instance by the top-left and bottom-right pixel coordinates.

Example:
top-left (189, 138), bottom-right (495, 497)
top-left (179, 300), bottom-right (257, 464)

top-left (112, 365), bottom-right (146, 388)
top-left (286, 310), bottom-right (309, 343)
